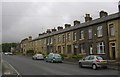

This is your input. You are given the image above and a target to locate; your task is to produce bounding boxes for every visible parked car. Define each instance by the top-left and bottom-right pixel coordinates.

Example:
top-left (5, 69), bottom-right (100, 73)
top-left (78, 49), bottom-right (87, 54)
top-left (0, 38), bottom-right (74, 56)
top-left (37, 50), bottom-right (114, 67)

top-left (78, 55), bottom-right (108, 70)
top-left (45, 53), bottom-right (63, 63)
top-left (32, 54), bottom-right (44, 60)
top-left (4, 52), bottom-right (13, 55)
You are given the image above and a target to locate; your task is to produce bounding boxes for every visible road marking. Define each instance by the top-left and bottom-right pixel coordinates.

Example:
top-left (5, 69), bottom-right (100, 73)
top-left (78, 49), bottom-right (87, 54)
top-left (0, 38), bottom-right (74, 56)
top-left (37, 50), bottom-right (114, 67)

top-left (3, 60), bottom-right (21, 77)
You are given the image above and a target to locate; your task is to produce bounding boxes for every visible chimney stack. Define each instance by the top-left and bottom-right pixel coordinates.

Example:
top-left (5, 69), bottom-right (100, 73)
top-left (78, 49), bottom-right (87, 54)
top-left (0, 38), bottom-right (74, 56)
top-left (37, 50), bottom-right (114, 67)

top-left (38, 33), bottom-right (42, 37)
top-left (57, 26), bottom-right (63, 30)
top-left (28, 36), bottom-right (32, 41)
top-left (42, 32), bottom-right (46, 35)
top-left (46, 29), bottom-right (51, 33)
top-left (65, 24), bottom-right (71, 28)
top-left (73, 20), bottom-right (80, 26)
top-left (52, 28), bottom-right (57, 32)
top-left (100, 11), bottom-right (108, 18)
top-left (85, 14), bottom-right (92, 22)
top-left (118, 1), bottom-right (120, 12)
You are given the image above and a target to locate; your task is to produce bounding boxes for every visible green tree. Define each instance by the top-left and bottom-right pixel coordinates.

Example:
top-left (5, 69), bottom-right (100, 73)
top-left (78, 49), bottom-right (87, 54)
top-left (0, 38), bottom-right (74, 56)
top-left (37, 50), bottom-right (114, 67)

top-left (2, 43), bottom-right (19, 52)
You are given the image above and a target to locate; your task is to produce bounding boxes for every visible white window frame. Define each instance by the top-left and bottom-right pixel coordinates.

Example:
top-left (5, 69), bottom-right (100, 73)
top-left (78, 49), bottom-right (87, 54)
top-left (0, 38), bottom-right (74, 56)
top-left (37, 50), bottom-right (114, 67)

top-left (80, 30), bottom-right (84, 39)
top-left (50, 37), bottom-right (53, 44)
top-left (68, 33), bottom-right (71, 41)
top-left (97, 42), bottom-right (105, 54)
top-left (58, 35), bottom-right (61, 43)
top-left (97, 26), bottom-right (103, 37)
top-left (109, 24), bottom-right (115, 36)
top-left (73, 32), bottom-right (77, 40)
top-left (63, 35), bottom-right (65, 43)
top-left (88, 29), bottom-right (92, 39)
top-left (80, 44), bottom-right (85, 54)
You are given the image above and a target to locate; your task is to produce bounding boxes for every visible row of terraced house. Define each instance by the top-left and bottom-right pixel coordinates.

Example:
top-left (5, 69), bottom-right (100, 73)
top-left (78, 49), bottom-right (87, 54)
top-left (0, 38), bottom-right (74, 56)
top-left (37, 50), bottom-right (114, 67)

top-left (19, 11), bottom-right (120, 60)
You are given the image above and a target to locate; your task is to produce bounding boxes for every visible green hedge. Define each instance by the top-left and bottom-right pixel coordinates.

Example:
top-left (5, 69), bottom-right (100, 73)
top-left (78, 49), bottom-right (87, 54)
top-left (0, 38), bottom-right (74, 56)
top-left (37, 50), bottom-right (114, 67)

top-left (69, 55), bottom-right (84, 59)
top-left (60, 54), bottom-right (67, 57)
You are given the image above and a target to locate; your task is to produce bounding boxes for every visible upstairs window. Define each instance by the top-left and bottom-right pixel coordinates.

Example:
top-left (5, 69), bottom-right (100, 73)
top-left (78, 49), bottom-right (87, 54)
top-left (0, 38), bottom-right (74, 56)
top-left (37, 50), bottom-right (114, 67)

top-left (58, 35), bottom-right (61, 43)
top-left (62, 35), bottom-right (65, 43)
top-left (80, 30), bottom-right (84, 39)
top-left (88, 29), bottom-right (92, 39)
top-left (109, 24), bottom-right (115, 36)
top-left (97, 26), bottom-right (103, 37)
top-left (67, 33), bottom-right (71, 42)
top-left (73, 32), bottom-right (77, 41)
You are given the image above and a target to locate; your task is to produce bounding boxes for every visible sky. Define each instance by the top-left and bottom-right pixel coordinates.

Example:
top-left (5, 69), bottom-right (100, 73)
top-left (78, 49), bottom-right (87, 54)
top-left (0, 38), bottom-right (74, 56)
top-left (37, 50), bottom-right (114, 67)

top-left (1, 0), bottom-right (120, 43)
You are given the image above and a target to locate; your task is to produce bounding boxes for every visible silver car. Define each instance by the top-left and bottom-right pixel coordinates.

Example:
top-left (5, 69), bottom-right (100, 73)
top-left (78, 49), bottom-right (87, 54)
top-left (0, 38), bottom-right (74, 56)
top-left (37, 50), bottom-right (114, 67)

top-left (79, 55), bottom-right (108, 70)
top-left (32, 54), bottom-right (44, 60)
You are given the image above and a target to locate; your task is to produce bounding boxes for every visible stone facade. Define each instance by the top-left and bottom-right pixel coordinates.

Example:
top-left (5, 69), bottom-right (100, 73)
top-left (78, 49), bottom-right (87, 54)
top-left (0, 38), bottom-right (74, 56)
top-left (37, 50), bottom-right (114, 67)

top-left (20, 11), bottom-right (120, 60)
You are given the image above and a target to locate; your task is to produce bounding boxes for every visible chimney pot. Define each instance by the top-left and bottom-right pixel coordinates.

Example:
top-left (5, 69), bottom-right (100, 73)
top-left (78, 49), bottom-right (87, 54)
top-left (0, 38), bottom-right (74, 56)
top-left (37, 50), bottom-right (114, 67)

top-left (100, 11), bottom-right (108, 18)
top-left (65, 24), bottom-right (71, 28)
top-left (74, 20), bottom-right (80, 26)
top-left (52, 28), bottom-right (57, 32)
top-left (85, 14), bottom-right (92, 22)
top-left (119, 1), bottom-right (120, 12)
top-left (28, 36), bottom-right (32, 40)
top-left (57, 26), bottom-right (63, 30)
top-left (46, 29), bottom-right (51, 33)
top-left (39, 33), bottom-right (42, 37)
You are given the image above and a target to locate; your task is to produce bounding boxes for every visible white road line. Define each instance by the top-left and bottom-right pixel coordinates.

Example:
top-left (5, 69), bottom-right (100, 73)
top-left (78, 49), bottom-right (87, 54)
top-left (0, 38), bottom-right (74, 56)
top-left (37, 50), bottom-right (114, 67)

top-left (3, 60), bottom-right (20, 77)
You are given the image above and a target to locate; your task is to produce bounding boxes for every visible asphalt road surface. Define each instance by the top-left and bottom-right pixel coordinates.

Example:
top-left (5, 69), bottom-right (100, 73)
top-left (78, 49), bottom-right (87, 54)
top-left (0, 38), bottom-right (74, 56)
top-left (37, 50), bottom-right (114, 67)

top-left (2, 55), bottom-right (119, 75)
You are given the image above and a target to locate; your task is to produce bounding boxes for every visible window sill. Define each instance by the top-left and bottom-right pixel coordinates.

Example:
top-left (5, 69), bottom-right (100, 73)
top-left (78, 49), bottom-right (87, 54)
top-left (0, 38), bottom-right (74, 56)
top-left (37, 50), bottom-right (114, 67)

top-left (79, 39), bottom-right (84, 40)
top-left (97, 53), bottom-right (105, 55)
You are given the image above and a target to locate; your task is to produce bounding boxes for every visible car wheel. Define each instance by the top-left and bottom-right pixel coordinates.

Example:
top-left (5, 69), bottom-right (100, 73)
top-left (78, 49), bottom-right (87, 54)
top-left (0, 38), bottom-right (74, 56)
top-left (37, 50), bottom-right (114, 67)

top-left (92, 64), bottom-right (97, 70)
top-left (51, 60), bottom-right (54, 63)
top-left (79, 63), bottom-right (83, 68)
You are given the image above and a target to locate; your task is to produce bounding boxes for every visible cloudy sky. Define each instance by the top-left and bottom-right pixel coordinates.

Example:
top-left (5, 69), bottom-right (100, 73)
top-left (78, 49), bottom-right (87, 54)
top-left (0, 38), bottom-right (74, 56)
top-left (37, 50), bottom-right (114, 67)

top-left (1, 0), bottom-right (120, 43)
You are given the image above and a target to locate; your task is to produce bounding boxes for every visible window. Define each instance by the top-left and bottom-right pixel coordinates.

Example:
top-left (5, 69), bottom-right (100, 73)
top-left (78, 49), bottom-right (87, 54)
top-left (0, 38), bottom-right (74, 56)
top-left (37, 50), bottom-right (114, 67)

top-left (50, 37), bottom-right (53, 44)
top-left (58, 35), bottom-right (61, 43)
top-left (47, 38), bottom-right (49, 45)
top-left (97, 26), bottom-right (103, 37)
top-left (88, 29), bottom-right (92, 39)
top-left (67, 45), bottom-right (71, 54)
top-left (97, 42), bottom-right (105, 54)
top-left (35, 41), bottom-right (37, 46)
top-left (44, 39), bottom-right (46, 45)
top-left (58, 46), bottom-right (61, 53)
top-left (73, 32), bottom-right (77, 40)
top-left (84, 56), bottom-right (90, 60)
top-left (80, 30), bottom-right (84, 39)
top-left (62, 35), bottom-right (65, 43)
top-left (67, 33), bottom-right (71, 41)
top-left (89, 45), bottom-right (93, 54)
top-left (80, 44), bottom-right (85, 54)
top-left (109, 24), bottom-right (115, 36)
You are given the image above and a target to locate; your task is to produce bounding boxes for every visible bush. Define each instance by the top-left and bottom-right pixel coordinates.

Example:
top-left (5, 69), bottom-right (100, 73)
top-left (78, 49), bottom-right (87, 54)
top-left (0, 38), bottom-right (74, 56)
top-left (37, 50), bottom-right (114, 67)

top-left (69, 55), bottom-right (84, 59)
top-left (60, 54), bottom-right (67, 57)
top-left (26, 50), bottom-right (34, 55)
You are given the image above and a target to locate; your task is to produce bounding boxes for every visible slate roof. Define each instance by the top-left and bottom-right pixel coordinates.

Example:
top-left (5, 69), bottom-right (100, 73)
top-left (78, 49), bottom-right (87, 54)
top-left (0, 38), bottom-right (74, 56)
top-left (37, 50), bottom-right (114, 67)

top-left (32, 12), bottom-right (120, 41)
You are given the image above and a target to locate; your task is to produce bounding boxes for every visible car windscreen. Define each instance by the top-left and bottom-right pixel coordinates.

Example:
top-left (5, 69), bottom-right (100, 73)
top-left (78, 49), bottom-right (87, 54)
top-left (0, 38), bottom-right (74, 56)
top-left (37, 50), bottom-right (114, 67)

top-left (54, 54), bottom-right (61, 57)
top-left (96, 57), bottom-right (103, 60)
top-left (36, 54), bottom-right (43, 56)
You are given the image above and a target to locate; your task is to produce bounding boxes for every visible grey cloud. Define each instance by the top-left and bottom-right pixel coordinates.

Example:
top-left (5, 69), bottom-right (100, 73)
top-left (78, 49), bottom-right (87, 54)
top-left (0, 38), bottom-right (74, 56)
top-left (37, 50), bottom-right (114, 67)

top-left (2, 2), bottom-right (119, 43)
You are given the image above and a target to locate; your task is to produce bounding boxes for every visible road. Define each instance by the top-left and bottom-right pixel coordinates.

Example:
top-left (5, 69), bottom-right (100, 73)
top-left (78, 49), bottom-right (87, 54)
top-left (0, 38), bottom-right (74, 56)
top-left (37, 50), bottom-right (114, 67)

top-left (2, 55), bottom-right (119, 76)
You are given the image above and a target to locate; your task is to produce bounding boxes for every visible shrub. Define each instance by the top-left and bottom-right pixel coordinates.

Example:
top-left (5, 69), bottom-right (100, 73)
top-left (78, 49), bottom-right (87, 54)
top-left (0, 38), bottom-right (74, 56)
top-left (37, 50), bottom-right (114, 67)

top-left (60, 54), bottom-right (67, 57)
top-left (26, 50), bottom-right (34, 55)
top-left (69, 55), bottom-right (84, 59)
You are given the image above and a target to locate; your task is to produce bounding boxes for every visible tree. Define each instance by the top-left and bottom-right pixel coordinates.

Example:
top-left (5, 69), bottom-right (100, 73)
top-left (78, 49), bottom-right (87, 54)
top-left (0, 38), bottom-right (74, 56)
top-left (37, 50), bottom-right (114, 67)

top-left (2, 43), bottom-right (19, 52)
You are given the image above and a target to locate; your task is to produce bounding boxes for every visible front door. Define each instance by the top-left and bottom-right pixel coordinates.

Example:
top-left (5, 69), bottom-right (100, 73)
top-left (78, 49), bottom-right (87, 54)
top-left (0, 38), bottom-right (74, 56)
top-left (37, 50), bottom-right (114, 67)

top-left (111, 43), bottom-right (116, 60)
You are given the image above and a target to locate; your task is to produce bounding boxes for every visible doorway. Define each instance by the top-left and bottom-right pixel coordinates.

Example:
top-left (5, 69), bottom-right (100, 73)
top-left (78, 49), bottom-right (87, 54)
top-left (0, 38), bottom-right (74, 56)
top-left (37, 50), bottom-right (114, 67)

top-left (111, 43), bottom-right (116, 60)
